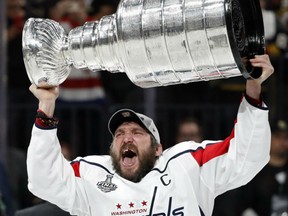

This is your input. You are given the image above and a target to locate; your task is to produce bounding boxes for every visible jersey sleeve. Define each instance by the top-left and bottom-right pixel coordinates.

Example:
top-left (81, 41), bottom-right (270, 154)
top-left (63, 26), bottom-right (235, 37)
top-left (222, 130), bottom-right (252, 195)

top-left (194, 96), bottom-right (271, 197)
top-left (27, 126), bottom-right (90, 216)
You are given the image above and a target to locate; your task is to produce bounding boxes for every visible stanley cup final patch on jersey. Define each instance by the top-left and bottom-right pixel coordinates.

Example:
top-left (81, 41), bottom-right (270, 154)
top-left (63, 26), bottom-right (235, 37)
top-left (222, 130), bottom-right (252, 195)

top-left (97, 175), bottom-right (118, 193)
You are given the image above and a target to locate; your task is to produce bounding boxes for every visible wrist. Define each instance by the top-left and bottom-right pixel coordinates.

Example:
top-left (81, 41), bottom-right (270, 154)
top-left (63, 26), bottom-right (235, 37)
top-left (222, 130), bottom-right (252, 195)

top-left (245, 79), bottom-right (261, 100)
top-left (35, 109), bottom-right (59, 129)
top-left (244, 92), bottom-right (263, 107)
top-left (39, 100), bottom-right (55, 117)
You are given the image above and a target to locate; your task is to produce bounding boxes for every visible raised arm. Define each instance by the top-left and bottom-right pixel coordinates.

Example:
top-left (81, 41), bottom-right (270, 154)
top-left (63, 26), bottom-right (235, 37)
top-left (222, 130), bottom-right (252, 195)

top-left (194, 54), bottom-right (274, 201)
top-left (27, 84), bottom-right (90, 215)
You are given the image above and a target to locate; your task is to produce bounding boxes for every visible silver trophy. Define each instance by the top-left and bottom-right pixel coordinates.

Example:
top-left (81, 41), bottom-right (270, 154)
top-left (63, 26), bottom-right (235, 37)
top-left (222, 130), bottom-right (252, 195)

top-left (22, 0), bottom-right (264, 88)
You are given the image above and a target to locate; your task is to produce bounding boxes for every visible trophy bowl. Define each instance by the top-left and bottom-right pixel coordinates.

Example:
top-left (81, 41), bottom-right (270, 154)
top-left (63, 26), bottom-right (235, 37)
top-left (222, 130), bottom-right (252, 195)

top-left (22, 18), bottom-right (71, 88)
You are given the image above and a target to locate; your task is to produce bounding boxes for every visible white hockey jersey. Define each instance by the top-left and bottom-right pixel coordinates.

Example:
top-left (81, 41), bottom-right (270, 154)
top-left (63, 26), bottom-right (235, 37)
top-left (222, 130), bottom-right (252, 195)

top-left (27, 97), bottom-right (271, 216)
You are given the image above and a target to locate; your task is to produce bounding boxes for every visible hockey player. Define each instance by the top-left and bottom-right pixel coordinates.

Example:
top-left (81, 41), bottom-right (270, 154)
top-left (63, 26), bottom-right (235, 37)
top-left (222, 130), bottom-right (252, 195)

top-left (27, 54), bottom-right (274, 216)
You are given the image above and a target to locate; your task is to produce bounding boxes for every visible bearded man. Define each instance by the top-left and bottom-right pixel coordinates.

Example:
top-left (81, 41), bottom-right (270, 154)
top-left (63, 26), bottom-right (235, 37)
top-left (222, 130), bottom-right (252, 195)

top-left (26, 54), bottom-right (273, 216)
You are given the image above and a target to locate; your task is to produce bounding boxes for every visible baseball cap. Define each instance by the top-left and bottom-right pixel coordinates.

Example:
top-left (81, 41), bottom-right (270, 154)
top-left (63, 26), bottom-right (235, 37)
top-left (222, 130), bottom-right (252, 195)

top-left (108, 109), bottom-right (160, 144)
top-left (271, 119), bottom-right (288, 132)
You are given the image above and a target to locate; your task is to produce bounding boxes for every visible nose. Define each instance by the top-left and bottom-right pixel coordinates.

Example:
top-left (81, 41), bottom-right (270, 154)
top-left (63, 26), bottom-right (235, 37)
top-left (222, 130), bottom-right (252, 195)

top-left (123, 132), bottom-right (134, 143)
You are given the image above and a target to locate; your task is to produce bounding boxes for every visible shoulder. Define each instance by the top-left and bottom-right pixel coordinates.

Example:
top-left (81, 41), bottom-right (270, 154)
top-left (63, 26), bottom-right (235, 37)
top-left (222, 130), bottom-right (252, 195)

top-left (163, 141), bottom-right (202, 154)
top-left (161, 141), bottom-right (200, 161)
top-left (161, 140), bottom-right (222, 162)
top-left (71, 155), bottom-right (114, 174)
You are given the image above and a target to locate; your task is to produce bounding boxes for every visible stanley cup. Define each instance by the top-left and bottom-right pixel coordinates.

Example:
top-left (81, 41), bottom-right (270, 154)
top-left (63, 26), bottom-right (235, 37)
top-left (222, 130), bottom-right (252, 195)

top-left (22, 0), bottom-right (264, 88)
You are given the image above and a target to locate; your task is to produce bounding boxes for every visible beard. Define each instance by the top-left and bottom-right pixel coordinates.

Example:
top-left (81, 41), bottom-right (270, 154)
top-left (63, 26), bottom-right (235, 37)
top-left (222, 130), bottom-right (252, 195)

top-left (110, 144), bottom-right (158, 183)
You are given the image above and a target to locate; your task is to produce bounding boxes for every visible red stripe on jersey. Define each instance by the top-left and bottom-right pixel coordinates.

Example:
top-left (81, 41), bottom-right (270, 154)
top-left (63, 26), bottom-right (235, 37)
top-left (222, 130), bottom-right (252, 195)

top-left (61, 78), bottom-right (102, 88)
top-left (71, 162), bottom-right (81, 177)
top-left (191, 128), bottom-right (235, 167)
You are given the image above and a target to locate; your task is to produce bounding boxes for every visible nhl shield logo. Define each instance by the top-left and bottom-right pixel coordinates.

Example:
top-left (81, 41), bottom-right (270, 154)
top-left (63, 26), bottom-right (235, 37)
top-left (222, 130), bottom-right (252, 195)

top-left (97, 175), bottom-right (118, 193)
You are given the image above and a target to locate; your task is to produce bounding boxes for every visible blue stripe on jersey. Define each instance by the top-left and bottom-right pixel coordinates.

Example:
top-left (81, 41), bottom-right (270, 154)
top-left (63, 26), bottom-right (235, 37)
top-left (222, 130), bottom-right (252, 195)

top-left (151, 149), bottom-right (194, 173)
top-left (71, 159), bottom-right (113, 175)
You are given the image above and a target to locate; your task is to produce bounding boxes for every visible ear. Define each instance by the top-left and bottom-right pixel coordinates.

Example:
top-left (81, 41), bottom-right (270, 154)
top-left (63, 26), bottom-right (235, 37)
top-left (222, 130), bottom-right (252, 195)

top-left (155, 144), bottom-right (163, 156)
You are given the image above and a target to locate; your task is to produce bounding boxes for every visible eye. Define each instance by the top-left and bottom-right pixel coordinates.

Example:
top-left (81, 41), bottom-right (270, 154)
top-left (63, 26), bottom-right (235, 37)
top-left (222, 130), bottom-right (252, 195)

top-left (134, 129), bottom-right (147, 136)
top-left (115, 131), bottom-right (124, 137)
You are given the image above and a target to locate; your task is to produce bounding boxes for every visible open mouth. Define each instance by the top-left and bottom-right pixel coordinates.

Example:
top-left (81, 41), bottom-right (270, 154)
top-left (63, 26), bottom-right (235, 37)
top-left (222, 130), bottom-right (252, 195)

top-left (122, 149), bottom-right (137, 167)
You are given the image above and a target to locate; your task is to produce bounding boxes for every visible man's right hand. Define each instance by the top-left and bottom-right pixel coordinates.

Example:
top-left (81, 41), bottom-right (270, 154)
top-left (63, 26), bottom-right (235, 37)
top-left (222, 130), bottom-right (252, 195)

top-left (29, 84), bottom-right (59, 117)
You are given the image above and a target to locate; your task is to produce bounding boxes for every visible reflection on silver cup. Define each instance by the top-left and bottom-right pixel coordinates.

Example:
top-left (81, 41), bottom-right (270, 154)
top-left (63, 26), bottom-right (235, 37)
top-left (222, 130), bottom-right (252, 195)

top-left (22, 0), bottom-right (264, 88)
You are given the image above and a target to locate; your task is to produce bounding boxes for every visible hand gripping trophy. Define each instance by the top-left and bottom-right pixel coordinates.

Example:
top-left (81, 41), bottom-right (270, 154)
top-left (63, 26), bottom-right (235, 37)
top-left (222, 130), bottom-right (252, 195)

top-left (22, 0), bottom-right (264, 88)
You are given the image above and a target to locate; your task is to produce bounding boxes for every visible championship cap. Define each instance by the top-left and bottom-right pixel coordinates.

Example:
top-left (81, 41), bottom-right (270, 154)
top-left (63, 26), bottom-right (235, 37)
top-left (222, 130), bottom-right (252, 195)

top-left (108, 109), bottom-right (160, 144)
top-left (271, 119), bottom-right (288, 133)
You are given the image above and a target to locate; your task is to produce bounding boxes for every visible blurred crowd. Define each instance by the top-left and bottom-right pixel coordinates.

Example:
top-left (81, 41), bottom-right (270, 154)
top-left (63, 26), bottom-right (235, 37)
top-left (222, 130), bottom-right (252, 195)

top-left (1, 0), bottom-right (288, 215)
